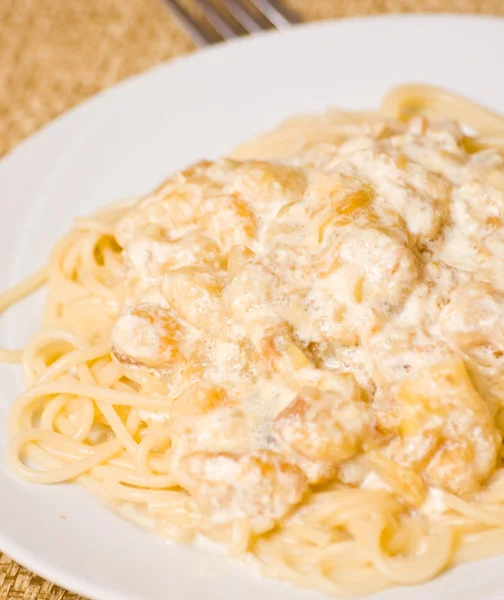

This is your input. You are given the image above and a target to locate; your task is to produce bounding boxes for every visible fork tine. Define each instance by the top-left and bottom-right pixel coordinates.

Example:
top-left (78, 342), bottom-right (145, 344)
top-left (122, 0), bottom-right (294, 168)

top-left (161, 0), bottom-right (299, 46)
top-left (161, 0), bottom-right (215, 46)
top-left (220, 0), bottom-right (263, 34)
top-left (249, 0), bottom-right (300, 28)
top-left (193, 0), bottom-right (241, 40)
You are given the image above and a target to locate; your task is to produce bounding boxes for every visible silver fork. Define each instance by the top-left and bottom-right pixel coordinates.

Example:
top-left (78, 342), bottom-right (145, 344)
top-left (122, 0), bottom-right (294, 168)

top-left (161, 0), bottom-right (300, 46)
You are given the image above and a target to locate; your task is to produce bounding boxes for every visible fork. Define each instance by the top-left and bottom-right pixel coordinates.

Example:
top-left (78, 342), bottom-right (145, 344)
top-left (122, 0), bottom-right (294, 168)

top-left (161, 0), bottom-right (300, 46)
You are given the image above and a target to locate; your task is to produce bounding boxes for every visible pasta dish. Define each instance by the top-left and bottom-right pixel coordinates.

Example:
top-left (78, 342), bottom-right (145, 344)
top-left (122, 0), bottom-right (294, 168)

top-left (4, 84), bottom-right (504, 597)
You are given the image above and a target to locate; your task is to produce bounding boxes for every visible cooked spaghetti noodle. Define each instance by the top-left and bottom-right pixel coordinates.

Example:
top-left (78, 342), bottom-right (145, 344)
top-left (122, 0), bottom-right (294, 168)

top-left (4, 85), bottom-right (504, 597)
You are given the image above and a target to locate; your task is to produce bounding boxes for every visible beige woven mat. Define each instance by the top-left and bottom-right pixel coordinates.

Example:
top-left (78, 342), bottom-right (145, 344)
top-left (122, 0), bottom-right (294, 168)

top-left (0, 0), bottom-right (503, 598)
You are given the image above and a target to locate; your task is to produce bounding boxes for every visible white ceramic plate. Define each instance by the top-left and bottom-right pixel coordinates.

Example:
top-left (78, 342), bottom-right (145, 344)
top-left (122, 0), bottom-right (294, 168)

top-left (1, 14), bottom-right (504, 600)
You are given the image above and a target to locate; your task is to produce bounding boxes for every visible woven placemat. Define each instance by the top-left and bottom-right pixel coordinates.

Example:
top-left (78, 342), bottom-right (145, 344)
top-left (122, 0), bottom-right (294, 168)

top-left (1, 0), bottom-right (503, 598)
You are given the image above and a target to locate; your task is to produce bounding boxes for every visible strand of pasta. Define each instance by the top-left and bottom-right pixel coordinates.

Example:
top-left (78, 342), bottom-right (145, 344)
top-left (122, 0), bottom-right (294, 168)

top-left (380, 84), bottom-right (504, 135)
top-left (0, 349), bottom-right (23, 363)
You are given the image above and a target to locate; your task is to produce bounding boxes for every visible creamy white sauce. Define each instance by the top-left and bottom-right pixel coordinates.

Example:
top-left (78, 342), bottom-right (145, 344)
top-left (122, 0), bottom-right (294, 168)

top-left (111, 114), bottom-right (504, 503)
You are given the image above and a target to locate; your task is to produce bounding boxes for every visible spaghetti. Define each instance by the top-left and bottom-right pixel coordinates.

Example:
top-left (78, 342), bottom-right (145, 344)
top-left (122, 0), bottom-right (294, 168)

top-left (3, 85), bottom-right (504, 597)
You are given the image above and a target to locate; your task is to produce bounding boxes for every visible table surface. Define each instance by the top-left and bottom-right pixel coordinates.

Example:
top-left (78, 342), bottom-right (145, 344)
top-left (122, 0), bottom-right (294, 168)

top-left (1, 0), bottom-right (503, 597)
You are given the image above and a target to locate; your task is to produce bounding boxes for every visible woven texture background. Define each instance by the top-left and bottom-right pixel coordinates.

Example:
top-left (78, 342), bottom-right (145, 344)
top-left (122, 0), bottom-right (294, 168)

top-left (1, 0), bottom-right (503, 598)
